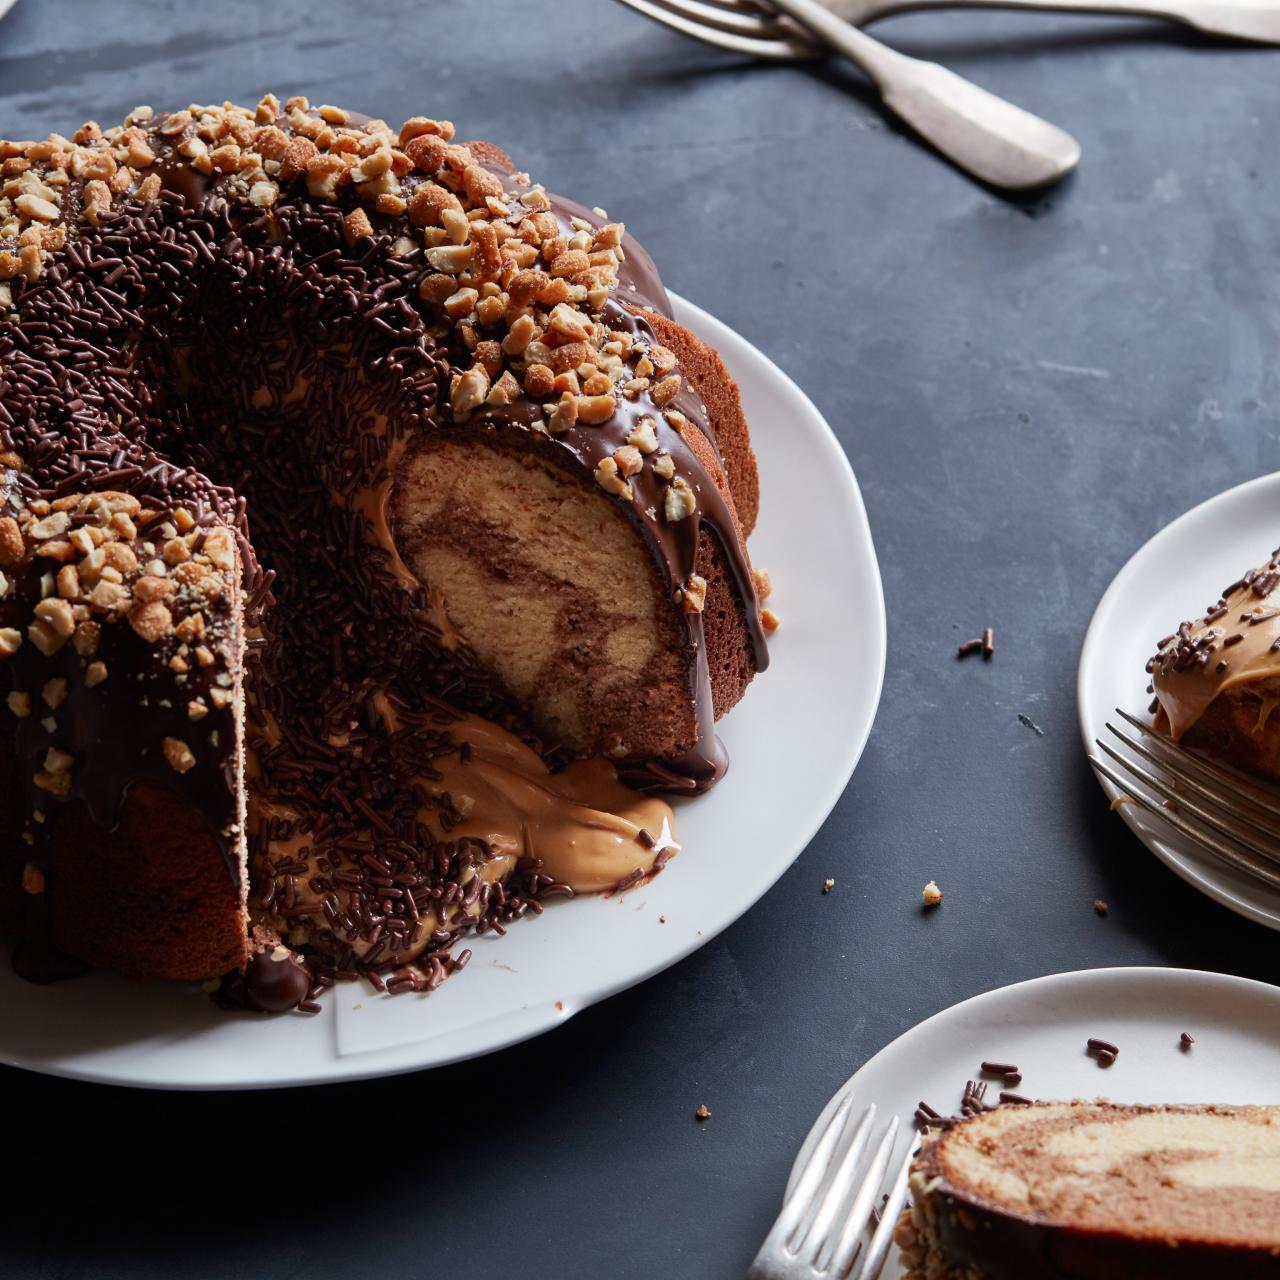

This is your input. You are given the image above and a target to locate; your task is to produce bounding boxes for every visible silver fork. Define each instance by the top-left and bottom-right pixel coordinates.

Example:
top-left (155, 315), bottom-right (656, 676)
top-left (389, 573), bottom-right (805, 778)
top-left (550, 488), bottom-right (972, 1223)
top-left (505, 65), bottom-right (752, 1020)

top-left (747, 1099), bottom-right (913, 1280)
top-left (825, 0), bottom-right (1280, 45)
top-left (615, 0), bottom-right (1081, 192)
top-left (1091, 707), bottom-right (1280, 890)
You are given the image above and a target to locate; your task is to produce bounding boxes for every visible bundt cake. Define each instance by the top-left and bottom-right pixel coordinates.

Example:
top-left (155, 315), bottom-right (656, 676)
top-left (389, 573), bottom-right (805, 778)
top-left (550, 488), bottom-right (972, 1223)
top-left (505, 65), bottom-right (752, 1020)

top-left (0, 96), bottom-right (769, 1008)
top-left (1148, 548), bottom-right (1280, 777)
top-left (895, 1101), bottom-right (1280, 1279)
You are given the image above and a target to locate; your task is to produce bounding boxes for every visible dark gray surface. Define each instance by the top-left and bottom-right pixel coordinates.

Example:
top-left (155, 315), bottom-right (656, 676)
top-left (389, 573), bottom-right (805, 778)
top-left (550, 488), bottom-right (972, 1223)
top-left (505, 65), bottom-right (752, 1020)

top-left (2, 2), bottom-right (1277, 1276)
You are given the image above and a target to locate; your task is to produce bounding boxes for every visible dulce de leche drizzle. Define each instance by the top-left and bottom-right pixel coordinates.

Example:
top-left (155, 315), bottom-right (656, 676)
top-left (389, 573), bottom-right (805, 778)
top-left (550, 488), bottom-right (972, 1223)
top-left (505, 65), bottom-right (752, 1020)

top-left (438, 714), bottom-right (679, 892)
top-left (254, 695), bottom-right (678, 966)
top-left (1149, 552), bottom-right (1280, 740)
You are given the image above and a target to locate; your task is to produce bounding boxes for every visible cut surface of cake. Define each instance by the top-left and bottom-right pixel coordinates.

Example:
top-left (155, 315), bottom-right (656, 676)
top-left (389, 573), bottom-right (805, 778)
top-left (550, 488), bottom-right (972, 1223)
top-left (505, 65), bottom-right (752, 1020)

top-left (896, 1101), bottom-right (1280, 1280)
top-left (1149, 548), bottom-right (1280, 778)
top-left (0, 96), bottom-right (770, 1007)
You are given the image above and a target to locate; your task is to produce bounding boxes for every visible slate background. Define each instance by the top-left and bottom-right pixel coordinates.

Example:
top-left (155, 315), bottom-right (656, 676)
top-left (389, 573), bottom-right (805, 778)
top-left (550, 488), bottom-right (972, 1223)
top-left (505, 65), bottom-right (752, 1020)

top-left (1, 2), bottom-right (1277, 1276)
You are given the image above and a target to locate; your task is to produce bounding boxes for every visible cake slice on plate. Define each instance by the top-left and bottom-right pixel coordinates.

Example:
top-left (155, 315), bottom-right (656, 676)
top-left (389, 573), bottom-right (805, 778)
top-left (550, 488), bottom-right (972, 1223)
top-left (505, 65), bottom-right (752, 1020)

top-left (895, 1101), bottom-right (1280, 1279)
top-left (1149, 550), bottom-right (1280, 777)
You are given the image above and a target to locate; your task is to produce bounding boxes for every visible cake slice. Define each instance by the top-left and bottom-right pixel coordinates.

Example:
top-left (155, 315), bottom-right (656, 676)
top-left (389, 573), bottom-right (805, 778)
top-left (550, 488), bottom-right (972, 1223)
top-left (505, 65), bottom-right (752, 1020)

top-left (895, 1101), bottom-right (1280, 1279)
top-left (1149, 549), bottom-right (1280, 778)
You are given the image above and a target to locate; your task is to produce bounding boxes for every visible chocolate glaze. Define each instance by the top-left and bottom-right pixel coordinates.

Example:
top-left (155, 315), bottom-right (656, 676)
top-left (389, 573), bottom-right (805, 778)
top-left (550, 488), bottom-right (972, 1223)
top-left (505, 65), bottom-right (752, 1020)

top-left (156, 119), bottom-right (764, 788)
top-left (465, 164), bottom-right (767, 790)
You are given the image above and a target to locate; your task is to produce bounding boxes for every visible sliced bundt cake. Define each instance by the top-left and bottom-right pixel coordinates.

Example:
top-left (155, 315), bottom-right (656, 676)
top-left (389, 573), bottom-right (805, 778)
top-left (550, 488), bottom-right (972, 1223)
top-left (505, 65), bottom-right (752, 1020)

top-left (0, 97), bottom-right (769, 1002)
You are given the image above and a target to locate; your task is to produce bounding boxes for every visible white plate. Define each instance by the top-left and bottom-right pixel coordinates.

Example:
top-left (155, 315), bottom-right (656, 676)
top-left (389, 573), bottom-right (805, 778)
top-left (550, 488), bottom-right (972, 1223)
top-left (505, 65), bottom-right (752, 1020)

top-left (1078, 473), bottom-right (1280, 931)
top-left (786, 967), bottom-right (1280, 1278)
top-left (0, 293), bottom-right (886, 1089)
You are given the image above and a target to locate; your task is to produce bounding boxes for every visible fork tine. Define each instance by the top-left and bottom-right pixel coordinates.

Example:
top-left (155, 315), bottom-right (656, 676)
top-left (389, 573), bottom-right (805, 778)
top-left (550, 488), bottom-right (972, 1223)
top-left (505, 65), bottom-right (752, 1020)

top-left (852, 1140), bottom-right (914, 1280)
top-left (1115, 708), bottom-right (1280, 821)
top-left (826, 1115), bottom-right (901, 1278)
top-left (1096, 733), bottom-right (1280, 870)
top-left (637, 0), bottom-right (801, 36)
top-left (775, 1092), bottom-right (858, 1242)
top-left (1103, 722), bottom-right (1280, 845)
top-left (612, 0), bottom-right (816, 59)
top-left (796, 1104), bottom-right (877, 1265)
top-left (1090, 752), bottom-right (1280, 890)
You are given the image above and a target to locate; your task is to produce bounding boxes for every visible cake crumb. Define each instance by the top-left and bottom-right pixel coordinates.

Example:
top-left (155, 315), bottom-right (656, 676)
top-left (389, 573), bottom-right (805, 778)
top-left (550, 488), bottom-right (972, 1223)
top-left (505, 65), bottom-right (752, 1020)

top-left (922, 880), bottom-right (943, 909)
top-left (822, 877), bottom-right (834, 894)
top-left (695, 1104), bottom-right (710, 1121)
top-left (1108, 795), bottom-right (1136, 811)
top-left (1093, 899), bottom-right (1108, 915)
top-left (658, 915), bottom-right (666, 924)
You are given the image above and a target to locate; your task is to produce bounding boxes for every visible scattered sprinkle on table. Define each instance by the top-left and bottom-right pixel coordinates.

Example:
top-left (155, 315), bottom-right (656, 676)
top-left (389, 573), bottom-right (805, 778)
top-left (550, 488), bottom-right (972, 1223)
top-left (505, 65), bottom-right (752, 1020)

top-left (1018, 713), bottom-right (1044, 736)
top-left (922, 880), bottom-right (944, 908)
top-left (1094, 899), bottom-right (1109, 915)
top-left (1181, 1031), bottom-right (1195, 1050)
top-left (695, 1105), bottom-right (710, 1121)
top-left (957, 627), bottom-right (995, 659)
top-left (822, 878), bottom-right (835, 894)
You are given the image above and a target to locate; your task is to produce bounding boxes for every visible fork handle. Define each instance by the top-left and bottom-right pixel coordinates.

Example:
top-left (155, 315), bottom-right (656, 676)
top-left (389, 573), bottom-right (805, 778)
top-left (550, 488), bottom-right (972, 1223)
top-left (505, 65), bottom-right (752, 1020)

top-left (823, 0), bottom-right (1280, 44)
top-left (768, 0), bottom-right (1081, 191)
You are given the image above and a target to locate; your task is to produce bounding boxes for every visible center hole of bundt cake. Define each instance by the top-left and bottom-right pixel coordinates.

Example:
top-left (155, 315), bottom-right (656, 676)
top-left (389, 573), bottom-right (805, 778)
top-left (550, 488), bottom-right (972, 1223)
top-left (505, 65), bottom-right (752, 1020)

top-left (391, 434), bottom-right (695, 762)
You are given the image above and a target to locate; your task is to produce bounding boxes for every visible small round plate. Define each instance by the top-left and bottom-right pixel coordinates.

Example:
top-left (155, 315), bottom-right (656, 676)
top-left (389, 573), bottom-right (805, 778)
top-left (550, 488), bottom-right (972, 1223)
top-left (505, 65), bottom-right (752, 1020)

top-left (1078, 472), bottom-right (1280, 931)
top-left (0, 293), bottom-right (886, 1088)
top-left (786, 967), bottom-right (1280, 1278)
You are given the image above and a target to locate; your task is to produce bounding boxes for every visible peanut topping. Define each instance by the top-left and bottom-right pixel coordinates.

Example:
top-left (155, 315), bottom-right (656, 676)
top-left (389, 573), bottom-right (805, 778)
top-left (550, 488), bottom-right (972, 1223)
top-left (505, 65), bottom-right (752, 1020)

top-left (664, 478), bottom-right (697, 523)
top-left (594, 456), bottom-right (633, 501)
top-left (163, 737), bottom-right (197, 773)
top-left (682, 575), bottom-right (708, 614)
top-left (128, 600), bottom-right (173, 643)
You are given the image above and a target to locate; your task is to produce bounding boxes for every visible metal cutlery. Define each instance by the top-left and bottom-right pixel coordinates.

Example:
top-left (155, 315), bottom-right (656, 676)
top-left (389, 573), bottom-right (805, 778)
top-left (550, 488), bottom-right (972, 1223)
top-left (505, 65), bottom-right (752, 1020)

top-left (824, 0), bottom-right (1280, 45)
top-left (615, 0), bottom-right (1082, 191)
top-left (1092, 707), bottom-right (1280, 891)
top-left (746, 1098), bottom-right (912, 1280)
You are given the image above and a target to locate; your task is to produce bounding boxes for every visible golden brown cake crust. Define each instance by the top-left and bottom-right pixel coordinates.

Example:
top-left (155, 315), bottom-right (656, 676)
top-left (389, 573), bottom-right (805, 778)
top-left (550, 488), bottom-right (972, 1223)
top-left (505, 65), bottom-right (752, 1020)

top-left (641, 309), bottom-right (760, 535)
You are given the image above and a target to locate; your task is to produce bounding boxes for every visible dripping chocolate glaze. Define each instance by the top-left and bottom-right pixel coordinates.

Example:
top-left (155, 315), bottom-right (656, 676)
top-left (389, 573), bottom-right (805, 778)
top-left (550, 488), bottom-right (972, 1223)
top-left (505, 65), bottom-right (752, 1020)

top-left (467, 162), bottom-right (768, 791)
top-left (150, 121), bottom-right (767, 794)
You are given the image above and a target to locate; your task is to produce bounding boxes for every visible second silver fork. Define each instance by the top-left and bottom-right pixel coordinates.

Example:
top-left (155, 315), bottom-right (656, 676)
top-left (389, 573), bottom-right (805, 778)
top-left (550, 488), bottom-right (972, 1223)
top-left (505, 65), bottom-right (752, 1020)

top-left (617, 0), bottom-right (1081, 191)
